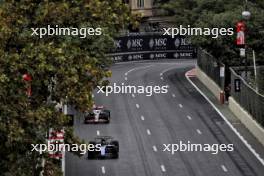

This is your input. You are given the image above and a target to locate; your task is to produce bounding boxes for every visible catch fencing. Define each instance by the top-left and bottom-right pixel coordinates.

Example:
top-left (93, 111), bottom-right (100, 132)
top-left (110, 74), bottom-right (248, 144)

top-left (197, 48), bottom-right (225, 89)
top-left (230, 67), bottom-right (264, 127)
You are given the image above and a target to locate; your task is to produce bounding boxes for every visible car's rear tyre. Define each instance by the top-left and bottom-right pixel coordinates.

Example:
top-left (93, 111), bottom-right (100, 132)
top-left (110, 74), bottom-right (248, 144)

top-left (113, 152), bottom-right (119, 159)
top-left (111, 140), bottom-right (119, 152)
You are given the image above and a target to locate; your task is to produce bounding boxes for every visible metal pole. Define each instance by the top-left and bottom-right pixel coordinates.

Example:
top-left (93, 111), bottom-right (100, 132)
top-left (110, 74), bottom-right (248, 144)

top-left (253, 50), bottom-right (258, 92)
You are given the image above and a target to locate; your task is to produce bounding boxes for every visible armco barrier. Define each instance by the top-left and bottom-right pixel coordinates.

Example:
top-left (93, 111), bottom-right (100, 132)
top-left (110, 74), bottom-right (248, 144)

top-left (107, 32), bottom-right (197, 62)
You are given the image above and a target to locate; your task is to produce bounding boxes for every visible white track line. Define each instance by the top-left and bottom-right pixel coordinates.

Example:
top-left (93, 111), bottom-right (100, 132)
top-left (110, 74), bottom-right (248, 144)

top-left (153, 145), bottom-right (158, 152)
top-left (125, 65), bottom-right (154, 76)
top-left (172, 94), bottom-right (176, 98)
top-left (125, 77), bottom-right (128, 80)
top-left (185, 71), bottom-right (264, 166)
top-left (221, 165), bottom-right (228, 172)
top-left (101, 166), bottom-right (106, 174)
top-left (160, 77), bottom-right (164, 80)
top-left (196, 129), bottom-right (202, 135)
top-left (187, 115), bottom-right (192, 120)
top-left (160, 66), bottom-right (179, 76)
top-left (92, 94), bottom-right (94, 98)
top-left (136, 104), bottom-right (140, 109)
top-left (147, 129), bottom-right (151, 135)
top-left (160, 165), bottom-right (166, 172)
top-left (132, 94), bottom-right (135, 98)
top-left (179, 104), bottom-right (183, 108)
top-left (97, 130), bottom-right (100, 136)
top-left (141, 115), bottom-right (145, 121)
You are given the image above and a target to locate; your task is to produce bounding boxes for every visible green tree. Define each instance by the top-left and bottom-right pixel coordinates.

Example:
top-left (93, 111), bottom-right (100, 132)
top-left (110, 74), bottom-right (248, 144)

top-left (160, 0), bottom-right (264, 66)
top-left (0, 0), bottom-right (131, 175)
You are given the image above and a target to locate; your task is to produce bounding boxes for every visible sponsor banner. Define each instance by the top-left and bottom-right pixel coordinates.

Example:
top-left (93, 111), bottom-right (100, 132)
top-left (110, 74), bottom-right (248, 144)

top-left (109, 51), bottom-right (196, 62)
top-left (109, 33), bottom-right (196, 61)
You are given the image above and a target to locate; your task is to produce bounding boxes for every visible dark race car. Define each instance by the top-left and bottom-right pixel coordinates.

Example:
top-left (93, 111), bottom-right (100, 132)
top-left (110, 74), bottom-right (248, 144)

top-left (87, 136), bottom-right (119, 159)
top-left (84, 105), bottom-right (110, 124)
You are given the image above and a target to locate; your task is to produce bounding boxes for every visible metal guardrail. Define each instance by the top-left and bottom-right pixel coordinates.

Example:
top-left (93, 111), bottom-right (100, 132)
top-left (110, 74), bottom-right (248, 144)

top-left (230, 67), bottom-right (264, 127)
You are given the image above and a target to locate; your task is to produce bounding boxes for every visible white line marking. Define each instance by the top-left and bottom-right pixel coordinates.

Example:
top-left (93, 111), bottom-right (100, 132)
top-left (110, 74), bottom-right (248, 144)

top-left (136, 104), bottom-right (140, 109)
top-left (92, 94), bottom-right (94, 98)
top-left (160, 165), bottom-right (166, 172)
top-left (125, 65), bottom-right (154, 76)
top-left (221, 165), bottom-right (228, 172)
top-left (141, 115), bottom-right (145, 121)
top-left (187, 115), bottom-right (192, 120)
top-left (97, 130), bottom-right (100, 136)
top-left (185, 71), bottom-right (264, 166)
top-left (160, 73), bottom-right (163, 76)
top-left (172, 94), bottom-right (176, 98)
top-left (125, 77), bottom-right (128, 80)
top-left (153, 145), bottom-right (158, 152)
top-left (196, 129), bottom-right (202, 135)
top-left (132, 94), bottom-right (135, 98)
top-left (147, 129), bottom-right (151, 135)
top-left (179, 104), bottom-right (183, 108)
top-left (160, 77), bottom-right (164, 80)
top-left (161, 66), bottom-right (179, 76)
top-left (101, 166), bottom-right (105, 174)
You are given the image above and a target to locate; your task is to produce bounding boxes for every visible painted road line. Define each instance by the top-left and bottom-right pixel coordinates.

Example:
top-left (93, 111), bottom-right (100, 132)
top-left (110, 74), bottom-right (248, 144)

top-left (92, 94), bottom-right (94, 98)
top-left (125, 77), bottom-right (128, 80)
top-left (141, 115), bottom-right (145, 121)
top-left (97, 130), bottom-right (100, 136)
top-left (179, 104), bottom-right (183, 108)
top-left (160, 73), bottom-right (163, 76)
top-left (160, 165), bottom-right (166, 172)
top-left (153, 146), bottom-right (158, 152)
top-left (172, 94), bottom-right (176, 98)
top-left (160, 77), bottom-right (164, 80)
top-left (132, 94), bottom-right (135, 98)
top-left (187, 115), bottom-right (192, 120)
top-left (160, 66), bottom-right (179, 76)
top-left (221, 165), bottom-right (228, 172)
top-left (101, 166), bottom-right (106, 174)
top-left (147, 129), bottom-right (151, 135)
top-left (136, 104), bottom-right (140, 109)
top-left (185, 71), bottom-right (264, 166)
top-left (196, 129), bottom-right (202, 135)
top-left (125, 65), bottom-right (154, 76)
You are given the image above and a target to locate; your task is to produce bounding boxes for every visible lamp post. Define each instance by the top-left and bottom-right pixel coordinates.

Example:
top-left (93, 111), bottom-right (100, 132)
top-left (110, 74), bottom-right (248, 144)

top-left (242, 0), bottom-right (251, 79)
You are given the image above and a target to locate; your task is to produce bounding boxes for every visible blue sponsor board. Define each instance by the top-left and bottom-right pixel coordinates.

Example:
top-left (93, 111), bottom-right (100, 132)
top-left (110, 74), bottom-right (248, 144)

top-left (108, 33), bottom-right (197, 62)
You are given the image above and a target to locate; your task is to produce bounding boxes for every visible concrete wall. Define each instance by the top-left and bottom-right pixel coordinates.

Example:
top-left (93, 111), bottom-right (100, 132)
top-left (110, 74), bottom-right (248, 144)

top-left (196, 65), bottom-right (264, 146)
top-left (229, 97), bottom-right (264, 146)
top-left (196, 66), bottom-right (222, 101)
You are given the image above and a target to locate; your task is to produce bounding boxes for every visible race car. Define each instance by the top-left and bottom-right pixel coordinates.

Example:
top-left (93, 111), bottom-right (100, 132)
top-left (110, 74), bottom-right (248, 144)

top-left (87, 136), bottom-right (119, 159)
top-left (84, 105), bottom-right (110, 124)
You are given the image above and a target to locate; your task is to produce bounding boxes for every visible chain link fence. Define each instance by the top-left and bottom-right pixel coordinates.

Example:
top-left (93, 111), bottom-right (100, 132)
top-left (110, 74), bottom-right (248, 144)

top-left (230, 67), bottom-right (264, 127)
top-left (197, 48), bottom-right (225, 89)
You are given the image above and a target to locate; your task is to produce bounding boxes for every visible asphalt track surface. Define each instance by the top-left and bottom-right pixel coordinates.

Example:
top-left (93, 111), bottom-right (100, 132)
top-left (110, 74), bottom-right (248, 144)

top-left (66, 59), bottom-right (264, 176)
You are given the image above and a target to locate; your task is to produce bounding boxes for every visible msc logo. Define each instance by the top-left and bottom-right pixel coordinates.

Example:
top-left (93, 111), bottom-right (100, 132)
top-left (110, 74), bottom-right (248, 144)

top-left (114, 40), bottom-right (122, 49)
top-left (127, 39), bottom-right (143, 49)
top-left (149, 38), bottom-right (167, 48)
top-left (128, 54), bottom-right (143, 60)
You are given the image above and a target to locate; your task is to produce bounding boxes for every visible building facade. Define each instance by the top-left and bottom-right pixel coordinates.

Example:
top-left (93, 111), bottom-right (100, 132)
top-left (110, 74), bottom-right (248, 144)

top-left (129, 0), bottom-right (154, 17)
top-left (124, 0), bottom-right (173, 32)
